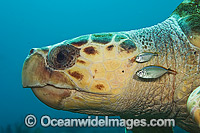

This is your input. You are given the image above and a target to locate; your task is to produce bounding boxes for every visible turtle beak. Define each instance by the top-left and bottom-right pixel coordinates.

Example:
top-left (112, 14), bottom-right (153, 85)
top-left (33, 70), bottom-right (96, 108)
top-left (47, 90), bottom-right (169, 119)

top-left (22, 48), bottom-right (50, 88)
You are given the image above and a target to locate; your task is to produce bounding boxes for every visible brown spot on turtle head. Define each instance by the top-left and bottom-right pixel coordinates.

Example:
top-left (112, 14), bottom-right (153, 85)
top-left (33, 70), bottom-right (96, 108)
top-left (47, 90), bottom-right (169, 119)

top-left (77, 59), bottom-right (86, 64)
top-left (83, 46), bottom-right (98, 55)
top-left (68, 70), bottom-right (84, 80)
top-left (129, 56), bottom-right (136, 63)
top-left (74, 96), bottom-right (83, 101)
top-left (106, 45), bottom-right (114, 51)
top-left (95, 84), bottom-right (104, 90)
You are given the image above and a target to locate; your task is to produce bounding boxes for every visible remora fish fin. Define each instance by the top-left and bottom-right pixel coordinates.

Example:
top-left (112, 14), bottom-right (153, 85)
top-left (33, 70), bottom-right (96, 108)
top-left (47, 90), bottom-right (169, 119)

top-left (167, 68), bottom-right (177, 75)
top-left (153, 52), bottom-right (159, 56)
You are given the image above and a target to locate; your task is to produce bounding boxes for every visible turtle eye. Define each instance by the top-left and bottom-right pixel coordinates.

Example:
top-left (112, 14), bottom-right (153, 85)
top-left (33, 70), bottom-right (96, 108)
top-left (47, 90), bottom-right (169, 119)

top-left (56, 51), bottom-right (67, 63)
top-left (47, 44), bottom-right (80, 70)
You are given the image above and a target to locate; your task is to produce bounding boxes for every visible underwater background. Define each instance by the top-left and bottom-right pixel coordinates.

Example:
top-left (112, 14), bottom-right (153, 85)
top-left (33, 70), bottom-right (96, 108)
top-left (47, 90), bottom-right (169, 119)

top-left (0, 0), bottom-right (188, 132)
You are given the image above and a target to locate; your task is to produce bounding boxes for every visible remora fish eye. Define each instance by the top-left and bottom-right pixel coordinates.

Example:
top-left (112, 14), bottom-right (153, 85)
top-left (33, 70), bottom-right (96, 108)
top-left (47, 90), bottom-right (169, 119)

top-left (47, 44), bottom-right (80, 69)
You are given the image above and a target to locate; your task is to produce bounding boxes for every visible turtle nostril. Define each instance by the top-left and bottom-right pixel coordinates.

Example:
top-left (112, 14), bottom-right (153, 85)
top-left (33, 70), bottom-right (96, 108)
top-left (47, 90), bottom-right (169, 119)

top-left (29, 48), bottom-right (35, 55)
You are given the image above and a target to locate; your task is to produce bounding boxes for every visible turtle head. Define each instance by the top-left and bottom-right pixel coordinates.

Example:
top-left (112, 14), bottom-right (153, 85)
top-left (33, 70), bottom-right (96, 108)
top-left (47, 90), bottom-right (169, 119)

top-left (22, 33), bottom-right (139, 115)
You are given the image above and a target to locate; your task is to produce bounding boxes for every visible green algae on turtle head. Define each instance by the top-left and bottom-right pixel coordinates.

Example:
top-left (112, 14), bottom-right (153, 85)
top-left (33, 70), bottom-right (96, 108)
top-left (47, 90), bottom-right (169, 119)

top-left (91, 33), bottom-right (114, 44)
top-left (69, 35), bottom-right (89, 47)
top-left (115, 34), bottom-right (128, 42)
top-left (178, 14), bottom-right (200, 36)
top-left (171, 0), bottom-right (200, 48)
top-left (171, 0), bottom-right (200, 32)
top-left (119, 40), bottom-right (137, 53)
top-left (172, 2), bottom-right (199, 19)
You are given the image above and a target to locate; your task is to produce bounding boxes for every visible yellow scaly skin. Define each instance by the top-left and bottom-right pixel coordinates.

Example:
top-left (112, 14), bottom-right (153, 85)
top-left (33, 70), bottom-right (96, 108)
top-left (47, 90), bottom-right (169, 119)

top-left (22, 0), bottom-right (200, 132)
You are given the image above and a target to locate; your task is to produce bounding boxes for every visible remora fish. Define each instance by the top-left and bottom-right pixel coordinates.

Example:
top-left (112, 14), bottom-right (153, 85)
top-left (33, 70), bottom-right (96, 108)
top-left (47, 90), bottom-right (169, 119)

top-left (136, 66), bottom-right (177, 79)
top-left (135, 52), bottom-right (158, 63)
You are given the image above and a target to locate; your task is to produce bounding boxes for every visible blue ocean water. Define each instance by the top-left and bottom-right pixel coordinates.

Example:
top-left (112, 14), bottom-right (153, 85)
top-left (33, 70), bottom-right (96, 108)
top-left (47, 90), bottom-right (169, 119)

top-left (0, 0), bottom-right (188, 132)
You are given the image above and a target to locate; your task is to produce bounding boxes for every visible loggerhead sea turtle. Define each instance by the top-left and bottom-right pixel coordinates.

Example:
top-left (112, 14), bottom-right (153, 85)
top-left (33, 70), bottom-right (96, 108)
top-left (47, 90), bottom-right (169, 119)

top-left (22, 0), bottom-right (200, 132)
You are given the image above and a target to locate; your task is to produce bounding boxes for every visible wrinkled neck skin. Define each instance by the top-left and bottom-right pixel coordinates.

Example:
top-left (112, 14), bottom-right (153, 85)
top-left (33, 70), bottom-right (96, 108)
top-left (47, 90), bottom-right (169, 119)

top-left (120, 16), bottom-right (200, 119)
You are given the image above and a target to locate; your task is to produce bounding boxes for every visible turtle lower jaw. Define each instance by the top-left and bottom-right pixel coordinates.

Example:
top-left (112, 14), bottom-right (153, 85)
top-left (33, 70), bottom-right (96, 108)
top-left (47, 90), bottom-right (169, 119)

top-left (31, 84), bottom-right (112, 110)
top-left (31, 85), bottom-right (73, 110)
top-left (31, 85), bottom-right (116, 115)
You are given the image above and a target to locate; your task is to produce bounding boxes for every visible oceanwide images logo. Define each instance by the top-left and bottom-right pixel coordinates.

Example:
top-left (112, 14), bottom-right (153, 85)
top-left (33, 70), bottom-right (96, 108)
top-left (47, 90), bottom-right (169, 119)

top-left (25, 114), bottom-right (175, 129)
